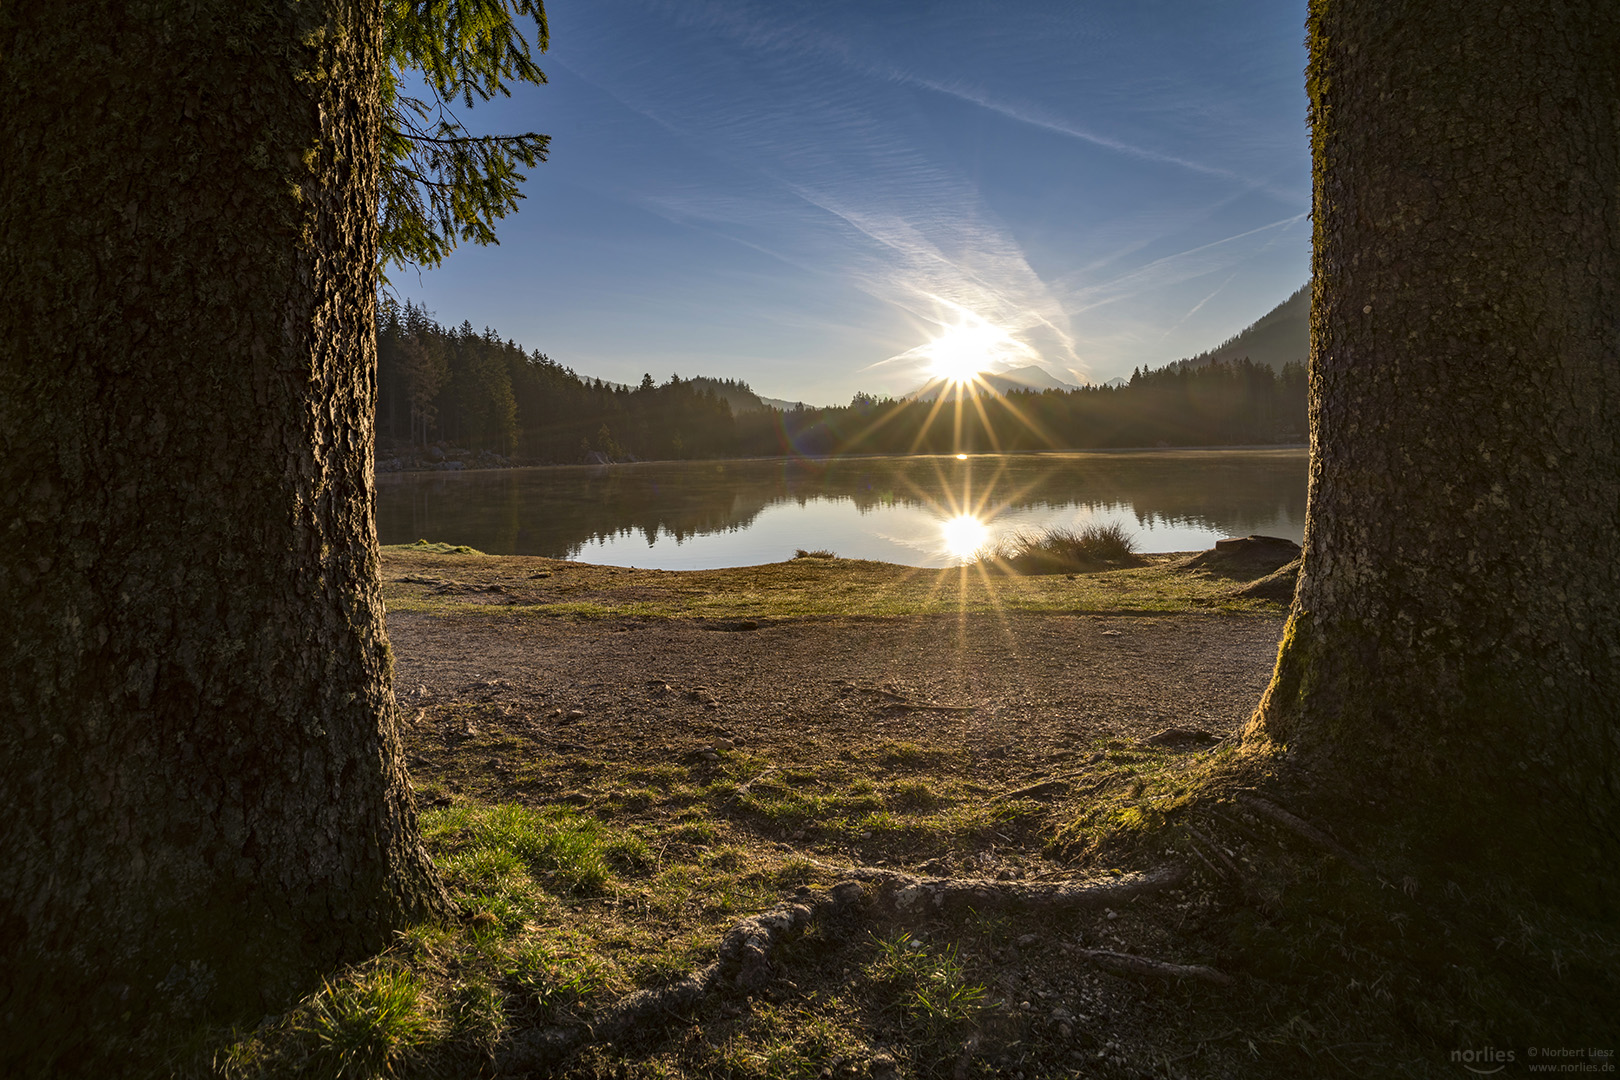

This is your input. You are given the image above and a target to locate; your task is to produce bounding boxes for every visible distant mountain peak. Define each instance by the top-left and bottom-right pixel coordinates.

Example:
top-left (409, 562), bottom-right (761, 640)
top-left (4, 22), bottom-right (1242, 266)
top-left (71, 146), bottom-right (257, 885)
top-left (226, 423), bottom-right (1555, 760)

top-left (1181, 285), bottom-right (1309, 373)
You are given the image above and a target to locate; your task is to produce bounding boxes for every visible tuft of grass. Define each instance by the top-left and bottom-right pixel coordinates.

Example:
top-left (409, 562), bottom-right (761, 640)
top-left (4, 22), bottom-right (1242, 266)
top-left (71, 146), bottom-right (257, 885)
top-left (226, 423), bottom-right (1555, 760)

top-left (792, 548), bottom-right (836, 560)
top-left (422, 802), bottom-right (647, 902)
top-left (297, 968), bottom-right (434, 1080)
top-left (388, 538), bottom-right (486, 555)
top-left (978, 521), bottom-right (1140, 574)
top-left (870, 740), bottom-right (953, 771)
top-left (886, 779), bottom-right (945, 811)
top-left (866, 931), bottom-right (987, 1038)
top-left (506, 941), bottom-right (611, 1023)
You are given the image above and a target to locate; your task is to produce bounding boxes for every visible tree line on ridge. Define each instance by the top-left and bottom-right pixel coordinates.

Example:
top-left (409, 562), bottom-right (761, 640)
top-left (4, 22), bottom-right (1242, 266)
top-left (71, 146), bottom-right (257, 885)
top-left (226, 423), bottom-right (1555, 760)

top-left (378, 298), bottom-right (1308, 464)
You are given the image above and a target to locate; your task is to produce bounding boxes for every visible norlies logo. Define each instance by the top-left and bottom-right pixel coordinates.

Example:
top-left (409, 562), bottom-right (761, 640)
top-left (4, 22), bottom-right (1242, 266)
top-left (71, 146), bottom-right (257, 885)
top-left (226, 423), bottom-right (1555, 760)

top-left (1454, 1047), bottom-right (1517, 1074)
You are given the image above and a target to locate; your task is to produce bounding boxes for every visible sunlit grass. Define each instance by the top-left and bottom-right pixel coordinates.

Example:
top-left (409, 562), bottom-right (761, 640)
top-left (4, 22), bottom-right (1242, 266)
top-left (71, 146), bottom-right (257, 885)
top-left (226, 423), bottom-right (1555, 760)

top-left (866, 931), bottom-right (988, 1038)
top-left (422, 801), bottom-right (649, 901)
top-left (296, 968), bottom-right (434, 1080)
top-left (381, 549), bottom-right (1283, 622)
top-left (791, 548), bottom-right (836, 560)
top-left (976, 521), bottom-right (1142, 574)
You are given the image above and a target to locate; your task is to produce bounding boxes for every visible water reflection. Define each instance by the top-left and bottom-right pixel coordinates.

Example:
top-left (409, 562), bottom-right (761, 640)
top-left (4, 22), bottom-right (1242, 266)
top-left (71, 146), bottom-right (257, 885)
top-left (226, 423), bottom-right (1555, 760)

top-left (375, 449), bottom-right (1307, 570)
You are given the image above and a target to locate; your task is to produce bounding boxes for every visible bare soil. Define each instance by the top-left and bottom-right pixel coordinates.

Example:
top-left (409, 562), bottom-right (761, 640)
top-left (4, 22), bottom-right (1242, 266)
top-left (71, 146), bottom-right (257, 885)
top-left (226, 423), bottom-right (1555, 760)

top-left (390, 607), bottom-right (1284, 805)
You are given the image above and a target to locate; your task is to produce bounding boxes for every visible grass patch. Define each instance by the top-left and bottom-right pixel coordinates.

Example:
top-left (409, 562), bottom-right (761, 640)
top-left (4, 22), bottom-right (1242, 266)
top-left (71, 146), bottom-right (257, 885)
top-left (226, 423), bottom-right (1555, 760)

top-left (866, 931), bottom-right (988, 1039)
top-left (870, 740), bottom-right (955, 771)
top-left (386, 538), bottom-right (486, 556)
top-left (295, 968), bottom-right (434, 1080)
top-left (886, 779), bottom-right (945, 811)
top-left (1046, 746), bottom-right (1209, 859)
top-left (976, 521), bottom-right (1141, 574)
top-left (792, 548), bottom-right (836, 560)
top-left (422, 802), bottom-right (648, 903)
top-left (379, 547), bottom-right (1286, 621)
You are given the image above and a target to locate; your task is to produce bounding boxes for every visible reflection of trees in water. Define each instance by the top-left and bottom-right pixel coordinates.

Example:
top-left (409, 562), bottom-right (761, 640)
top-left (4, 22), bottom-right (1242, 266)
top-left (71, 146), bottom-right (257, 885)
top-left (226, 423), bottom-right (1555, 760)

top-left (375, 452), bottom-right (1308, 558)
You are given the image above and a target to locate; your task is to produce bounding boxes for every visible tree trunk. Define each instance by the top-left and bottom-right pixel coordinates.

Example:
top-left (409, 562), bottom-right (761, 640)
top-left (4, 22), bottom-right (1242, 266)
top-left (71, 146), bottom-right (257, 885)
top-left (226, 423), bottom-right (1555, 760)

top-left (1245, 0), bottom-right (1620, 908)
top-left (0, 1), bottom-right (451, 1068)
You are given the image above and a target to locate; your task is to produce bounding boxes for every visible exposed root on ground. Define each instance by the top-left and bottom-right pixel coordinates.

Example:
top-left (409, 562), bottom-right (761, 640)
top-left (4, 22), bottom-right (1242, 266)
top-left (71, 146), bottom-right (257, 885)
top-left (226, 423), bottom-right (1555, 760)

top-left (811, 862), bottom-right (1190, 915)
top-left (1234, 793), bottom-right (1370, 876)
top-left (495, 864), bottom-right (1203, 1075)
top-left (497, 882), bottom-right (867, 1074)
top-left (1070, 948), bottom-right (1233, 986)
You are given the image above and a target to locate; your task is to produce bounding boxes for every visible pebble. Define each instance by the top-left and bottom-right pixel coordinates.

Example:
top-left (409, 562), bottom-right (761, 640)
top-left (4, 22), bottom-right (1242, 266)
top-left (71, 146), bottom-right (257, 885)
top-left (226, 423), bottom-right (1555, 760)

top-left (1017, 933), bottom-right (1039, 948)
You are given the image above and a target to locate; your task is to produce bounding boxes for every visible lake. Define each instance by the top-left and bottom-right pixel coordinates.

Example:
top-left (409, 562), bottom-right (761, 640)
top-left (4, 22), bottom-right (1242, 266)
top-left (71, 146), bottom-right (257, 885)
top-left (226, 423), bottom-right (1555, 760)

top-left (375, 449), bottom-right (1308, 570)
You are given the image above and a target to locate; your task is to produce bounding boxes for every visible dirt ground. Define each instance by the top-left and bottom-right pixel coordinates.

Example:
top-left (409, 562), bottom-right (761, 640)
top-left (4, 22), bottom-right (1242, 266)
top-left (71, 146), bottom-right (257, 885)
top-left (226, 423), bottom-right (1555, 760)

top-left (389, 609), bottom-right (1286, 796)
top-left (380, 565), bottom-right (1298, 1078)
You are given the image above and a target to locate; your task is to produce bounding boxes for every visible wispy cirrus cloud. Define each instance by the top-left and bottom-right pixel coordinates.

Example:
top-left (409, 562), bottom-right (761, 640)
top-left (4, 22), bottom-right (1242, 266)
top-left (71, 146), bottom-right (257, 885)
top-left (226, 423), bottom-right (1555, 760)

top-left (487, 0), bottom-right (1310, 400)
top-left (556, 1), bottom-right (1091, 385)
top-left (1067, 212), bottom-right (1309, 313)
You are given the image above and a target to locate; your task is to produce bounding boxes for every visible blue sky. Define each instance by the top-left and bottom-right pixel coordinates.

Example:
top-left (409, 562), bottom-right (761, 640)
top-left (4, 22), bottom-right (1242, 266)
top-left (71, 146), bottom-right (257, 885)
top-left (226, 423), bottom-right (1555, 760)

top-left (394, 0), bottom-right (1311, 406)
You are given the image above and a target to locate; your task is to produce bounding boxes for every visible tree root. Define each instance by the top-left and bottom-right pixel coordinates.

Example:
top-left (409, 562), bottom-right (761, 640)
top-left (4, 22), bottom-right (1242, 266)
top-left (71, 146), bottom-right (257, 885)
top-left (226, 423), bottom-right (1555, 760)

top-left (859, 683), bottom-right (982, 711)
top-left (495, 864), bottom-right (1194, 1074)
top-left (1183, 823), bottom-right (1250, 892)
top-left (989, 778), bottom-right (1071, 802)
top-left (725, 767), bottom-right (780, 803)
top-left (807, 860), bottom-right (1189, 914)
top-left (1236, 794), bottom-right (1371, 876)
top-left (1071, 948), bottom-right (1233, 986)
top-left (496, 882), bottom-right (866, 1075)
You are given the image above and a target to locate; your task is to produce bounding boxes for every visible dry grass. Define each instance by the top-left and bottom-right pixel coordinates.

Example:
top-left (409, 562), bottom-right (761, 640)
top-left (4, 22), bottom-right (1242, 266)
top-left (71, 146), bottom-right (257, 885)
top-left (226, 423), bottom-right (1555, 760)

top-left (379, 543), bottom-right (1279, 622)
top-left (975, 522), bottom-right (1142, 574)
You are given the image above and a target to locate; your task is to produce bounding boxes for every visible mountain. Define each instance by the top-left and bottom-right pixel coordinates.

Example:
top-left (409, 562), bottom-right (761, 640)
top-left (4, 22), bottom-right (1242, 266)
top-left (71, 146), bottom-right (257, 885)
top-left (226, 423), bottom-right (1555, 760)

top-left (760, 395), bottom-right (815, 412)
top-left (685, 376), bottom-right (770, 414)
top-left (1181, 285), bottom-right (1309, 373)
top-left (908, 363), bottom-right (1081, 401)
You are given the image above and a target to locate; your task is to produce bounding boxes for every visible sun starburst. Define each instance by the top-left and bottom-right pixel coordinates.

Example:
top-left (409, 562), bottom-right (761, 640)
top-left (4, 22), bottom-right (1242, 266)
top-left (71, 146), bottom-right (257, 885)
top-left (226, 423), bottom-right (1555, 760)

top-left (923, 320), bottom-right (1008, 386)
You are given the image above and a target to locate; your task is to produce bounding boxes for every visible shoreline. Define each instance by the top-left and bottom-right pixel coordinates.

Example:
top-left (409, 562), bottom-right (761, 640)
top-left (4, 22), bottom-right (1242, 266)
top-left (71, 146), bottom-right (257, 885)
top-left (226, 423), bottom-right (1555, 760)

top-left (379, 538), bottom-right (1299, 622)
top-left (377, 443), bottom-right (1310, 476)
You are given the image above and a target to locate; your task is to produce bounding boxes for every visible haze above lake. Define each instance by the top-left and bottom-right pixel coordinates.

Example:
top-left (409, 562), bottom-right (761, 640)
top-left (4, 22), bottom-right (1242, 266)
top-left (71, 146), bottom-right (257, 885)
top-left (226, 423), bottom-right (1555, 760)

top-left (377, 450), bottom-right (1306, 571)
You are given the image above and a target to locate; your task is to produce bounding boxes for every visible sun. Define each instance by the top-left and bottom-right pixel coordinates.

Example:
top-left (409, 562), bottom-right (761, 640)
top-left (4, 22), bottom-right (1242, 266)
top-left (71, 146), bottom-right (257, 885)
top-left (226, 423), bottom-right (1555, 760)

top-left (939, 513), bottom-right (990, 561)
top-left (922, 320), bottom-right (1008, 386)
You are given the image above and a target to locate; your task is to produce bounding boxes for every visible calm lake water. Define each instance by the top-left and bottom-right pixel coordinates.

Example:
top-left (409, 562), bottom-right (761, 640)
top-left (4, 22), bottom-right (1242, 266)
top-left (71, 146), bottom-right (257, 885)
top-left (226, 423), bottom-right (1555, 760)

top-left (375, 449), bottom-right (1308, 570)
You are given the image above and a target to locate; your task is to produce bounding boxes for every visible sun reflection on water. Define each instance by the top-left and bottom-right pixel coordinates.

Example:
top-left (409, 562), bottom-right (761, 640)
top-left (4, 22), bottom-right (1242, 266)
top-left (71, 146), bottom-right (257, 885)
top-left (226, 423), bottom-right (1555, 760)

top-left (939, 513), bottom-right (990, 562)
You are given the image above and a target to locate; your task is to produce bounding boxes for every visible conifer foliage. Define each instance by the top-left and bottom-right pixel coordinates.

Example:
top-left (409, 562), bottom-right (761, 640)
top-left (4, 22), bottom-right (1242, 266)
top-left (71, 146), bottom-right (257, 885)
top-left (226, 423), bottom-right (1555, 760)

top-left (378, 302), bottom-right (742, 461)
top-left (380, 0), bottom-right (550, 274)
top-left (378, 305), bottom-right (1307, 463)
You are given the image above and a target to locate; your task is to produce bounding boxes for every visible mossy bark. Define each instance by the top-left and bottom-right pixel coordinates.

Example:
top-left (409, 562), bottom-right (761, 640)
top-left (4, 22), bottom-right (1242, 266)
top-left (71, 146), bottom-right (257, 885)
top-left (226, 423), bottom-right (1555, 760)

top-left (0, 0), bottom-right (451, 1068)
top-left (1245, 0), bottom-right (1619, 908)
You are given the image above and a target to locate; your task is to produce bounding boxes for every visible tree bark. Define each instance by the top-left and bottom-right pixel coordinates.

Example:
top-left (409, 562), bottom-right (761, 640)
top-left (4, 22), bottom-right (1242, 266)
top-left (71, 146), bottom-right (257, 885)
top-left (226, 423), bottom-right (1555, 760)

top-left (0, 1), bottom-right (451, 1068)
top-left (1246, 0), bottom-right (1620, 907)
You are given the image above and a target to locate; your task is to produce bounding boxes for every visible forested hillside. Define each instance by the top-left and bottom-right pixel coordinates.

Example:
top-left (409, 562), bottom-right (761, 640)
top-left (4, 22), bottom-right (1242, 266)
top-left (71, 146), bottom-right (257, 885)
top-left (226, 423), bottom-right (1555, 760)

top-left (1180, 285), bottom-right (1309, 372)
top-left (378, 301), bottom-right (1307, 467)
top-left (378, 301), bottom-right (744, 464)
